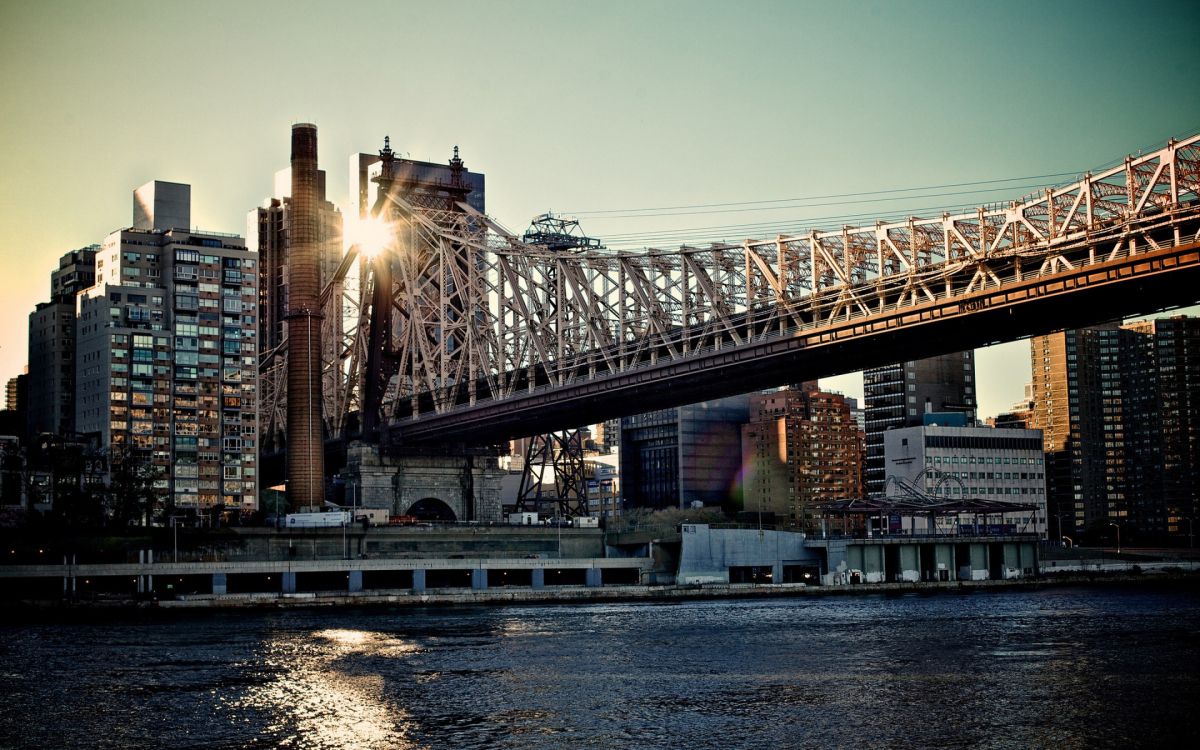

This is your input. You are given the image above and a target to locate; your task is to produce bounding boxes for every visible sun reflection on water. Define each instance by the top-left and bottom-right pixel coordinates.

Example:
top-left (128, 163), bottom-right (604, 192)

top-left (222, 629), bottom-right (423, 749)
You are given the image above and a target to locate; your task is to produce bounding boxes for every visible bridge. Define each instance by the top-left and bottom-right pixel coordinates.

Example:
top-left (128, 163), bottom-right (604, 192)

top-left (261, 131), bottom-right (1200, 458)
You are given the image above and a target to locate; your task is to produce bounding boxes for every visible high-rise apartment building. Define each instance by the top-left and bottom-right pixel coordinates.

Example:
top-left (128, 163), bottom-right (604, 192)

top-left (1030, 317), bottom-right (1199, 541)
top-left (620, 396), bottom-right (750, 510)
top-left (27, 245), bottom-right (98, 436)
top-left (5, 372), bottom-right (26, 413)
top-left (75, 181), bottom-right (259, 514)
top-left (989, 383), bottom-right (1035, 430)
top-left (247, 167), bottom-right (343, 452)
top-left (741, 383), bottom-right (864, 530)
top-left (247, 167), bottom-right (343, 354)
top-left (863, 353), bottom-right (976, 497)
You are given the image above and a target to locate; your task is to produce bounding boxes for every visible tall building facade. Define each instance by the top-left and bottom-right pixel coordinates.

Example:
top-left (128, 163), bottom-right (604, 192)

top-left (863, 353), bottom-right (977, 497)
top-left (247, 167), bottom-right (343, 453)
top-left (620, 396), bottom-right (750, 510)
top-left (247, 168), bottom-right (343, 354)
top-left (5, 371), bottom-right (26, 413)
top-left (741, 383), bottom-right (864, 530)
top-left (1030, 317), bottom-right (1199, 541)
top-left (27, 245), bottom-right (98, 436)
top-left (75, 181), bottom-right (259, 514)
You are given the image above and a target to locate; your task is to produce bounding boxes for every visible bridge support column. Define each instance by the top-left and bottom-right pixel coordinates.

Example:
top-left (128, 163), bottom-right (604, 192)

top-left (412, 569), bottom-right (426, 593)
top-left (212, 572), bottom-right (227, 596)
top-left (339, 443), bottom-right (506, 523)
top-left (531, 569), bottom-right (545, 590)
top-left (772, 562), bottom-right (784, 585)
top-left (348, 570), bottom-right (363, 593)
top-left (281, 571), bottom-right (297, 594)
top-left (471, 569), bottom-right (488, 590)
top-left (585, 568), bottom-right (602, 588)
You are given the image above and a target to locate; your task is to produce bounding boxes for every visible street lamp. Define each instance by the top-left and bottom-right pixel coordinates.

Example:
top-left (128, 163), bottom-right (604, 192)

top-left (342, 511), bottom-right (349, 560)
top-left (1108, 521), bottom-right (1120, 555)
top-left (169, 515), bottom-right (185, 563)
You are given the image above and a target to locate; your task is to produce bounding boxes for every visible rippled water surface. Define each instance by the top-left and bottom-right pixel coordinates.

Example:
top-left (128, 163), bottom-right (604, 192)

top-left (2, 585), bottom-right (1198, 749)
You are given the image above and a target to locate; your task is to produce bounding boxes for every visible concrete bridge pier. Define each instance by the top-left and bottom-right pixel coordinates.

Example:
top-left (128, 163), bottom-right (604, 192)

top-left (586, 568), bottom-right (602, 587)
top-left (212, 572), bottom-right (227, 595)
top-left (281, 571), bottom-right (297, 594)
top-left (412, 569), bottom-right (426, 593)
top-left (531, 569), bottom-right (545, 589)
top-left (348, 570), bottom-right (363, 593)
top-left (471, 569), bottom-right (487, 590)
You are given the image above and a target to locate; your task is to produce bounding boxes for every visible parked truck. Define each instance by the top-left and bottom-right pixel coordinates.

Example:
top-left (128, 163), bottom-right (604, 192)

top-left (352, 508), bottom-right (389, 527)
top-left (285, 511), bottom-right (351, 528)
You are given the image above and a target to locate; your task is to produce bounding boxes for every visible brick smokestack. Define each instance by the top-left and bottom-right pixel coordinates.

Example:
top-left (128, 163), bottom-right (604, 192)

top-left (286, 123), bottom-right (324, 510)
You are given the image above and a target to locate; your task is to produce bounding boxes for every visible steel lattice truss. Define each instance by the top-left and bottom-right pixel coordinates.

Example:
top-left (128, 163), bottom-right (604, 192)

top-left (267, 133), bottom-right (1200, 442)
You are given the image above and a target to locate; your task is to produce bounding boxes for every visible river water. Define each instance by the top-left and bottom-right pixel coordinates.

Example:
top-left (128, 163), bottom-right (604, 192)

top-left (1, 584), bottom-right (1197, 749)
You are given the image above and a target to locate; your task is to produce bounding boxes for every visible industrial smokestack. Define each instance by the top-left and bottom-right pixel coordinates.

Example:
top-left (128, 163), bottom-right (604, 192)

top-left (286, 123), bottom-right (324, 510)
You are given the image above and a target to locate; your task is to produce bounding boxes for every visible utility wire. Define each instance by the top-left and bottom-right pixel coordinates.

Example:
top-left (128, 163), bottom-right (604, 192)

top-left (587, 180), bottom-right (1064, 222)
top-left (599, 198), bottom-right (1005, 246)
top-left (564, 170), bottom-right (1083, 217)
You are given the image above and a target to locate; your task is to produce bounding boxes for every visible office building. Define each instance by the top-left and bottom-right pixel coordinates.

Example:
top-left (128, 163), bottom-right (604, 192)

top-left (620, 396), bottom-right (750, 510)
top-left (741, 383), bottom-right (864, 530)
top-left (883, 422), bottom-right (1047, 536)
top-left (863, 353), bottom-right (977, 497)
top-left (27, 245), bottom-right (98, 436)
top-left (74, 181), bottom-right (259, 515)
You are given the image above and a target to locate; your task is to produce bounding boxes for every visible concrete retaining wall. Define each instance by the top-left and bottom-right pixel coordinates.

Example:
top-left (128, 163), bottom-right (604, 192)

top-left (676, 525), bottom-right (820, 584)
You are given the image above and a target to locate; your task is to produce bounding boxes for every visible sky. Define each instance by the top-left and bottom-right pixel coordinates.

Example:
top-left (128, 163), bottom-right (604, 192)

top-left (1, 0), bottom-right (1198, 418)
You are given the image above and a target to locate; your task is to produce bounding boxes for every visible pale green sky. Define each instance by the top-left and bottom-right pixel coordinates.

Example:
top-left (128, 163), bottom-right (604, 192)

top-left (2, 0), bottom-right (1198, 417)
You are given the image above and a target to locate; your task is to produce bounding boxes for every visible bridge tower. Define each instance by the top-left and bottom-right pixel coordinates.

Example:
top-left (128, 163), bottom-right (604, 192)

top-left (512, 215), bottom-right (605, 518)
top-left (335, 137), bottom-right (506, 523)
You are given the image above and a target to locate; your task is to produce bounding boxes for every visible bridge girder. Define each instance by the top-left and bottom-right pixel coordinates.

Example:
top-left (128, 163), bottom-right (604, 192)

top-left (265, 132), bottom-right (1200, 448)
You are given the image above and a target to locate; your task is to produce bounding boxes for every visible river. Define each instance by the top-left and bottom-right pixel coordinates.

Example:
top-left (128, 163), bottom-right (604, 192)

top-left (1, 584), bottom-right (1197, 749)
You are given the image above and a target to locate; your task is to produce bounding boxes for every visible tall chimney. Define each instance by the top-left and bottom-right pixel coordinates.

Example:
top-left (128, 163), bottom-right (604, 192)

top-left (286, 123), bottom-right (324, 510)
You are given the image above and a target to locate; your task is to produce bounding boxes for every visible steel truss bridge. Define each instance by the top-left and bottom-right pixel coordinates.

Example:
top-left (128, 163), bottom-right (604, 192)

top-left (261, 132), bottom-right (1200, 450)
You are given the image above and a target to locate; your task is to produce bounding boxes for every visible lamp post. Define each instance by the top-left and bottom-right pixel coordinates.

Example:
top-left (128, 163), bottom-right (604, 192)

top-left (1108, 521), bottom-right (1120, 555)
top-left (169, 515), bottom-right (185, 563)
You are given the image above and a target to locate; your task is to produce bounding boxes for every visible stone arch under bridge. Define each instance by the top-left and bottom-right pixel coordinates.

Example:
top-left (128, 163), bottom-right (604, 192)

top-left (340, 443), bottom-right (504, 522)
top-left (405, 497), bottom-right (458, 522)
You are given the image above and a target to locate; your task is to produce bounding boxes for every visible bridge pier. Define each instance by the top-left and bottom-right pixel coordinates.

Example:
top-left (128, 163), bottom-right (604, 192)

top-left (531, 569), bottom-right (545, 590)
top-left (281, 571), bottom-right (297, 594)
top-left (412, 569), bottom-right (426, 593)
top-left (340, 442), bottom-right (505, 523)
top-left (348, 570), bottom-right (363, 593)
top-left (212, 572), bottom-right (228, 595)
top-left (585, 568), bottom-right (602, 588)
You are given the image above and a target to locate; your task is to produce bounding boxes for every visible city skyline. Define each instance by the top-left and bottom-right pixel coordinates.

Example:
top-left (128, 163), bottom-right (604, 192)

top-left (3, 0), bottom-right (1199, 418)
